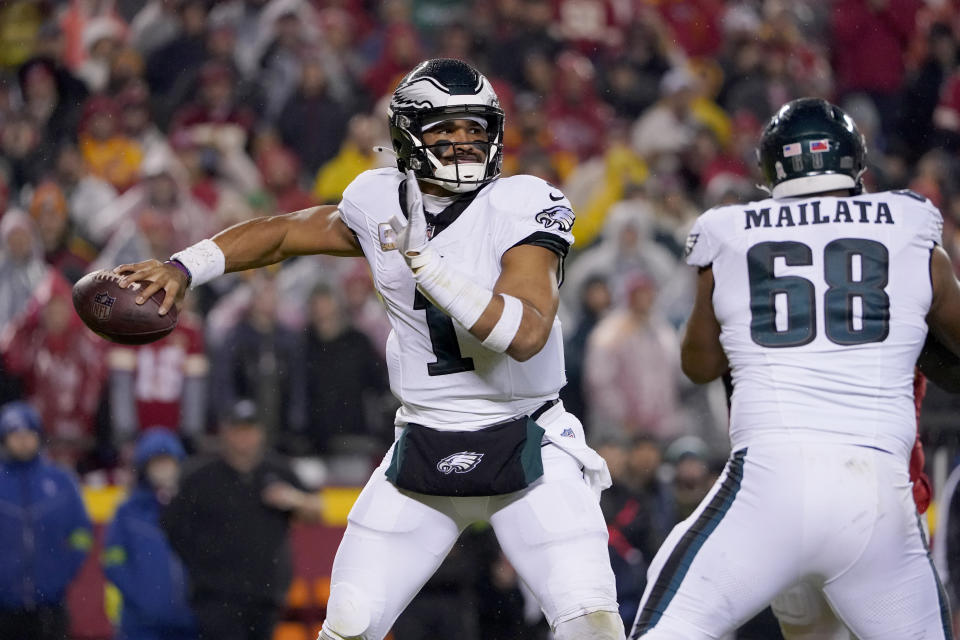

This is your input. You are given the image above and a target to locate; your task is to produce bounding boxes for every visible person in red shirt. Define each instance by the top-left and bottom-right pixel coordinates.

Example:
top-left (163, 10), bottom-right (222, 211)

top-left (0, 270), bottom-right (106, 468)
top-left (831, 0), bottom-right (923, 134)
top-left (107, 308), bottom-right (208, 448)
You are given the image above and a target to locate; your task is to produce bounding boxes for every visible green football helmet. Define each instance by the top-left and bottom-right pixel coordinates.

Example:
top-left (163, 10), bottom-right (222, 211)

top-left (757, 98), bottom-right (867, 198)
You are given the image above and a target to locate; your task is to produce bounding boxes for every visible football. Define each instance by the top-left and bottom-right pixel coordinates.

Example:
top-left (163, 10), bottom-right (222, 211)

top-left (72, 270), bottom-right (178, 345)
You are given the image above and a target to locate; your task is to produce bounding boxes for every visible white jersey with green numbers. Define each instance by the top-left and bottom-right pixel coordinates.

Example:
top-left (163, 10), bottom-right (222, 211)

top-left (337, 168), bottom-right (575, 430)
top-left (685, 190), bottom-right (943, 460)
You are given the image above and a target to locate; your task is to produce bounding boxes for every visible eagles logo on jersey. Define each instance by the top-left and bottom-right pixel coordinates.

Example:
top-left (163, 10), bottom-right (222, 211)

top-left (388, 59), bottom-right (505, 194)
top-left (437, 452), bottom-right (484, 474)
top-left (535, 206), bottom-right (575, 233)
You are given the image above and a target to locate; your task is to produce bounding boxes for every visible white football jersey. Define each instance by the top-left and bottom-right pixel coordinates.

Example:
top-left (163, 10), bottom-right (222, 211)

top-left (338, 168), bottom-right (575, 430)
top-left (685, 190), bottom-right (943, 459)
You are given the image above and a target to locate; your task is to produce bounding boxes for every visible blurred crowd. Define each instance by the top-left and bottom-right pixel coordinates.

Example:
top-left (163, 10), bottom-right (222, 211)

top-left (4, 0), bottom-right (960, 638)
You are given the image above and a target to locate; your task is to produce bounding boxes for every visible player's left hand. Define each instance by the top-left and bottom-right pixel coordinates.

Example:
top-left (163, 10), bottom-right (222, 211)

top-left (389, 170), bottom-right (430, 267)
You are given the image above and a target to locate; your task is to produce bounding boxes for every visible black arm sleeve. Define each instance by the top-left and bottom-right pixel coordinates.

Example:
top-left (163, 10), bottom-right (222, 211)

top-left (509, 231), bottom-right (571, 286)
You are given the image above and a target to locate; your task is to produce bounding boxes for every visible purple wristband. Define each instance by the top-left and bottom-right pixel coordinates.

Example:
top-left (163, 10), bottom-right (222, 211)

top-left (164, 259), bottom-right (193, 287)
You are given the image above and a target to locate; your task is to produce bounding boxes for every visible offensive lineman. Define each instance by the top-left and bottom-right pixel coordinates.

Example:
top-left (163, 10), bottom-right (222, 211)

top-left (630, 97), bottom-right (958, 639)
top-left (114, 59), bottom-right (624, 640)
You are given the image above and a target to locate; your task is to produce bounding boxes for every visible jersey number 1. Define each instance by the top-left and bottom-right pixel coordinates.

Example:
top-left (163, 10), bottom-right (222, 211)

top-left (747, 239), bottom-right (890, 348)
top-left (414, 290), bottom-right (475, 376)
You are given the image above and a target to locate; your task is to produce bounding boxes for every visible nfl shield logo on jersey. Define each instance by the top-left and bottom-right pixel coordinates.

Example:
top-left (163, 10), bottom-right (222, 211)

top-left (437, 452), bottom-right (484, 474)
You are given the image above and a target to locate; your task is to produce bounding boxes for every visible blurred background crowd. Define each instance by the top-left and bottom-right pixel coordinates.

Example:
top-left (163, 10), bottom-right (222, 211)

top-left (3, 0), bottom-right (960, 638)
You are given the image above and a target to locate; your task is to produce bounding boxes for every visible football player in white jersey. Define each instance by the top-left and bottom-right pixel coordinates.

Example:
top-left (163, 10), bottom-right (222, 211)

top-left (629, 97), bottom-right (960, 640)
top-left (114, 59), bottom-right (624, 640)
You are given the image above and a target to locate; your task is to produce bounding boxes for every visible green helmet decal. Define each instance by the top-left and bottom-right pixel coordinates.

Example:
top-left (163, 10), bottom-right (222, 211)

top-left (757, 98), bottom-right (867, 199)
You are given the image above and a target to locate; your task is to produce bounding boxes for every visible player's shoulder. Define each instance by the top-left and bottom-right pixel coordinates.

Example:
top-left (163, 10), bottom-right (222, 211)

top-left (485, 175), bottom-right (575, 236)
top-left (871, 189), bottom-right (944, 240)
top-left (871, 189), bottom-right (942, 217)
top-left (691, 199), bottom-right (758, 235)
top-left (341, 168), bottom-right (403, 207)
top-left (684, 200), bottom-right (767, 266)
top-left (487, 174), bottom-right (569, 210)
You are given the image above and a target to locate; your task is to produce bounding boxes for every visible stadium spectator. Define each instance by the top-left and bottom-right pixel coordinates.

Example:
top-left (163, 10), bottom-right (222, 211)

top-left (210, 272), bottom-right (304, 441)
top-left (107, 306), bottom-right (207, 448)
top-left (598, 23), bottom-right (671, 120)
top-left (312, 113), bottom-right (381, 204)
top-left (128, 0), bottom-right (184, 58)
top-left (363, 24), bottom-right (423, 99)
top-left (256, 6), bottom-right (314, 123)
top-left (544, 51), bottom-right (612, 161)
top-left (144, 0), bottom-right (209, 108)
top-left (92, 152), bottom-right (214, 267)
top-left (78, 95), bottom-right (144, 193)
top-left (278, 58), bottom-right (351, 179)
top-left (584, 271), bottom-right (684, 442)
top-left (0, 209), bottom-right (48, 332)
top-left (168, 61), bottom-right (257, 149)
top-left (630, 66), bottom-right (698, 162)
top-left (255, 144), bottom-right (316, 214)
top-left (560, 274), bottom-right (612, 424)
top-left (76, 16), bottom-right (125, 93)
top-left (831, 0), bottom-right (922, 136)
top-left (312, 8), bottom-right (369, 107)
top-left (0, 271), bottom-right (106, 467)
top-left (1, 112), bottom-right (47, 192)
top-left (161, 399), bottom-right (323, 640)
top-left (29, 180), bottom-right (94, 284)
top-left (0, 401), bottom-right (92, 640)
top-left (652, 0), bottom-right (724, 58)
top-left (301, 284), bottom-right (390, 454)
top-left (17, 56), bottom-right (86, 151)
top-left (53, 142), bottom-right (118, 246)
top-left (598, 434), bottom-right (674, 628)
top-left (102, 427), bottom-right (197, 640)
top-left (899, 21), bottom-right (957, 161)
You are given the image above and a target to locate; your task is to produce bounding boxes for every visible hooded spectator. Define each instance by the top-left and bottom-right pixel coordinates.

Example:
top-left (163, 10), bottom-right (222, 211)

top-left (76, 16), bottom-right (126, 93)
top-left (102, 428), bottom-right (198, 640)
top-left (1, 271), bottom-right (107, 467)
top-left (584, 271), bottom-right (684, 442)
top-left (0, 401), bottom-right (93, 640)
top-left (0, 210), bottom-right (48, 332)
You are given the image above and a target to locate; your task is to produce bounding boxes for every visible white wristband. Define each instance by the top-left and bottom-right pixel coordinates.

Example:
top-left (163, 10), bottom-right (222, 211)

top-left (412, 246), bottom-right (492, 329)
top-left (170, 239), bottom-right (225, 289)
top-left (481, 294), bottom-right (523, 353)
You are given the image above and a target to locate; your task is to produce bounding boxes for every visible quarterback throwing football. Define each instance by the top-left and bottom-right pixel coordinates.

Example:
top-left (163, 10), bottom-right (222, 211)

top-left (116, 59), bottom-right (624, 640)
